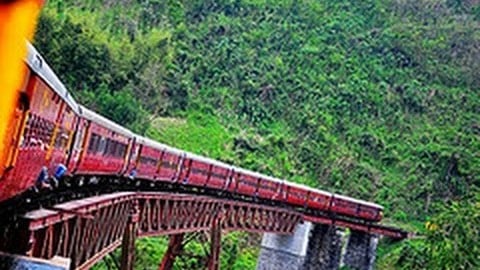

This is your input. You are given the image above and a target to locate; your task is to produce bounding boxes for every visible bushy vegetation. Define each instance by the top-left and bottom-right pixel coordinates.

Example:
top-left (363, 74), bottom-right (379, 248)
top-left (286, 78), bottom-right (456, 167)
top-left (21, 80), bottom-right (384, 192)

top-left (34, 0), bottom-right (479, 269)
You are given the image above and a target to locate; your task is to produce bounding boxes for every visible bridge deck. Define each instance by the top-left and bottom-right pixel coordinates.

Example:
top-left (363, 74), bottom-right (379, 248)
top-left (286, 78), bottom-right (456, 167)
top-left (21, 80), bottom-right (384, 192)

top-left (0, 192), bottom-right (406, 269)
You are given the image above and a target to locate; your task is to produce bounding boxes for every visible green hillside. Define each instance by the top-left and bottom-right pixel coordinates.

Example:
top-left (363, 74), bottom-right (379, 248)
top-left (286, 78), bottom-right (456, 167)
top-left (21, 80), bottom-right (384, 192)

top-left (34, 0), bottom-right (479, 269)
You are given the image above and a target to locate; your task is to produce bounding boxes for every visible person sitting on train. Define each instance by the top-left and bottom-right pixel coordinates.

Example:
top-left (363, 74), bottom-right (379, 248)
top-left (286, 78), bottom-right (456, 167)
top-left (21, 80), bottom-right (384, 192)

top-left (51, 163), bottom-right (67, 188)
top-left (128, 167), bottom-right (137, 180)
top-left (34, 166), bottom-right (52, 191)
top-left (27, 132), bottom-right (49, 151)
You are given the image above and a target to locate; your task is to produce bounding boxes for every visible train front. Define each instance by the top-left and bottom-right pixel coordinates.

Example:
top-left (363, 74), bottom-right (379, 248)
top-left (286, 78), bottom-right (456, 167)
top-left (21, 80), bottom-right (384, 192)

top-left (0, 0), bottom-right (44, 199)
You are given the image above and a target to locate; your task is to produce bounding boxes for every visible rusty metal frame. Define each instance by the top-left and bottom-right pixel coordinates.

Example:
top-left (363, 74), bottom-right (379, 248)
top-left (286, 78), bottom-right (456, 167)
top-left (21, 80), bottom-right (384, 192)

top-left (11, 192), bottom-right (301, 269)
top-left (158, 234), bottom-right (185, 270)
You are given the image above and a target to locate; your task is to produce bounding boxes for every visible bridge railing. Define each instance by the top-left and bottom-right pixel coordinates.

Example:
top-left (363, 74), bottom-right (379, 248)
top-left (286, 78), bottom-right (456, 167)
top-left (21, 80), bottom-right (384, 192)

top-left (5, 192), bottom-right (302, 270)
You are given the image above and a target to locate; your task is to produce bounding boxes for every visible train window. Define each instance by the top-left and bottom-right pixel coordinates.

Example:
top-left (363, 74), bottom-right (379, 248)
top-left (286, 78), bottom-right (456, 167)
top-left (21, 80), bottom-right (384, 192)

top-left (98, 137), bottom-right (106, 154)
top-left (191, 167), bottom-right (207, 175)
top-left (103, 138), bottom-right (108, 155)
top-left (113, 142), bottom-right (120, 157)
top-left (114, 142), bottom-right (120, 156)
top-left (289, 190), bottom-right (303, 198)
top-left (113, 141), bottom-right (118, 156)
top-left (112, 141), bottom-right (119, 157)
top-left (107, 140), bottom-right (115, 156)
top-left (107, 140), bottom-right (125, 158)
top-left (148, 156), bottom-right (156, 165)
top-left (118, 143), bottom-right (127, 157)
top-left (140, 155), bottom-right (157, 166)
top-left (87, 134), bottom-right (96, 153)
top-left (22, 114), bottom-right (52, 149)
top-left (88, 133), bottom-right (101, 153)
top-left (105, 141), bottom-right (127, 158)
top-left (109, 139), bottom-right (116, 156)
top-left (54, 128), bottom-right (69, 149)
top-left (103, 138), bottom-right (110, 155)
top-left (112, 141), bottom-right (116, 156)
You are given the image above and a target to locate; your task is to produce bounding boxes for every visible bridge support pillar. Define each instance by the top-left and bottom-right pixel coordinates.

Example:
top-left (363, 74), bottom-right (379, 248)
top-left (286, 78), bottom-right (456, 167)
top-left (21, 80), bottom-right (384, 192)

top-left (341, 230), bottom-right (378, 270)
top-left (158, 234), bottom-right (185, 270)
top-left (303, 224), bottom-right (345, 270)
top-left (207, 217), bottom-right (222, 270)
top-left (158, 218), bottom-right (223, 270)
top-left (120, 201), bottom-right (140, 270)
top-left (256, 222), bottom-right (310, 270)
top-left (256, 222), bottom-right (346, 270)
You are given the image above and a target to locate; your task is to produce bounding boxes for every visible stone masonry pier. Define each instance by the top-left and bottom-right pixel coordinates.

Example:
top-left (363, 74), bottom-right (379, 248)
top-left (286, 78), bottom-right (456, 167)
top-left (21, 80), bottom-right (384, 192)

top-left (257, 222), bottom-right (379, 270)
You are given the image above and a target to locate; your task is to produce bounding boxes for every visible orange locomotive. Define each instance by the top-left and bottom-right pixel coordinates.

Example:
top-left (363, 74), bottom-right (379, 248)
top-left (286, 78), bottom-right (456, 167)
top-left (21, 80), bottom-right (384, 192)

top-left (0, 43), bottom-right (384, 222)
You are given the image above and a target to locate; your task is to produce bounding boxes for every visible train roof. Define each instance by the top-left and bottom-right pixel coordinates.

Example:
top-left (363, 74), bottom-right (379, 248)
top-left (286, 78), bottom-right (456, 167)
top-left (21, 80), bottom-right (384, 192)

top-left (180, 149), bottom-right (284, 184)
top-left (183, 149), bottom-right (285, 184)
top-left (80, 106), bottom-right (134, 138)
top-left (285, 181), bottom-right (335, 199)
top-left (136, 135), bottom-right (239, 169)
top-left (184, 152), bottom-right (284, 186)
top-left (25, 43), bottom-right (79, 113)
top-left (185, 151), bottom-right (232, 169)
top-left (234, 167), bottom-right (284, 184)
top-left (285, 180), bottom-right (382, 208)
top-left (333, 194), bottom-right (384, 209)
top-left (136, 136), bottom-right (184, 155)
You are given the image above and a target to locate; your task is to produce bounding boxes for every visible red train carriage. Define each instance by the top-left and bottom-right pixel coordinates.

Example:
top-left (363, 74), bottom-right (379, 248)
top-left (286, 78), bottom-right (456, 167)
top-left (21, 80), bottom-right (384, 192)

top-left (257, 174), bottom-right (282, 200)
top-left (330, 194), bottom-right (383, 221)
top-left (74, 107), bottom-right (132, 176)
top-left (153, 145), bottom-right (183, 182)
top-left (307, 189), bottom-right (332, 210)
top-left (130, 137), bottom-right (184, 182)
top-left (284, 182), bottom-right (309, 207)
top-left (130, 137), bottom-right (162, 180)
top-left (179, 153), bottom-right (216, 187)
top-left (357, 203), bottom-right (383, 221)
top-left (235, 169), bottom-right (261, 197)
top-left (203, 160), bottom-right (230, 190)
top-left (0, 44), bottom-right (79, 202)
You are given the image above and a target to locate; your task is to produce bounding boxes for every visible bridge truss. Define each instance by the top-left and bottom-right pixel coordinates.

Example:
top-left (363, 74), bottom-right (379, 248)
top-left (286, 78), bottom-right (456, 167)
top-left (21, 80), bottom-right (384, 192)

top-left (0, 192), bottom-right (302, 270)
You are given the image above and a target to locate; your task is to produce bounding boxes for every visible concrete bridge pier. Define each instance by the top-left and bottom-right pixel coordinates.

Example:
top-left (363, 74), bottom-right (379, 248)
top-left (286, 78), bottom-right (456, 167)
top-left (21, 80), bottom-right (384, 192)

top-left (257, 223), bottom-right (379, 270)
top-left (302, 224), bottom-right (345, 270)
top-left (341, 230), bottom-right (378, 270)
top-left (256, 222), bottom-right (345, 270)
top-left (256, 222), bottom-right (312, 270)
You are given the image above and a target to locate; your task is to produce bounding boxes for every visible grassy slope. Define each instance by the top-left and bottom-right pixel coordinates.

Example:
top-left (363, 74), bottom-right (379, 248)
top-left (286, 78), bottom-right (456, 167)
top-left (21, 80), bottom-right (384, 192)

top-left (35, 0), bottom-right (479, 269)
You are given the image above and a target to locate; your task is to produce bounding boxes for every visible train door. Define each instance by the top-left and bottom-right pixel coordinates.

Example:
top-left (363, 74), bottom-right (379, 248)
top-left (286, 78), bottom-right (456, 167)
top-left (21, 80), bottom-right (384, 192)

top-left (121, 137), bottom-right (134, 176)
top-left (46, 102), bottom-right (77, 177)
top-left (126, 139), bottom-right (140, 178)
top-left (177, 156), bottom-right (192, 184)
top-left (67, 118), bottom-right (88, 174)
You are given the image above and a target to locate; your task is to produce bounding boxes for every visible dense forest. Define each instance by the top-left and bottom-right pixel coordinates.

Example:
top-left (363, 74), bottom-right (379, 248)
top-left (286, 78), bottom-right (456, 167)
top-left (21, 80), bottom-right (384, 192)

top-left (33, 0), bottom-right (479, 269)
